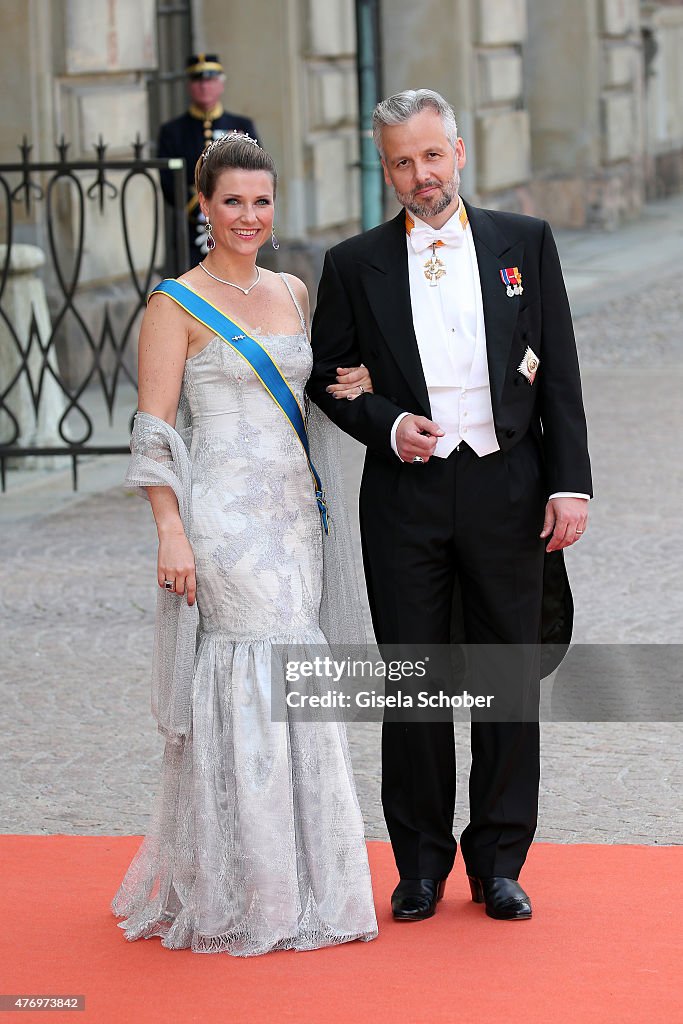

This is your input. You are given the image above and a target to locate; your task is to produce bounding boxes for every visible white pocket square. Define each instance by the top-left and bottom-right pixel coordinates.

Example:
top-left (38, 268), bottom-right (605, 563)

top-left (517, 346), bottom-right (540, 385)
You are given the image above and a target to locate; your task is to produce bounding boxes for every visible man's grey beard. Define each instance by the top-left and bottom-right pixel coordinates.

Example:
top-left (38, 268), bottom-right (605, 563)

top-left (397, 167), bottom-right (460, 219)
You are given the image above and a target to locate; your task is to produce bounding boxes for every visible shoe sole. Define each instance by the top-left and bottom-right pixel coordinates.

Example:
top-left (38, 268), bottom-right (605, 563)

top-left (485, 908), bottom-right (532, 921)
top-left (392, 909), bottom-right (437, 922)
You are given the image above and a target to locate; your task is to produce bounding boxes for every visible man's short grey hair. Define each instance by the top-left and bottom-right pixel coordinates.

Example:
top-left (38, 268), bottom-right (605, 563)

top-left (372, 89), bottom-right (458, 156)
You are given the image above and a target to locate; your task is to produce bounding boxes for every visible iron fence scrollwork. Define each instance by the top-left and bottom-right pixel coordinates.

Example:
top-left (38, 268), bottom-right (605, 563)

top-left (0, 136), bottom-right (189, 490)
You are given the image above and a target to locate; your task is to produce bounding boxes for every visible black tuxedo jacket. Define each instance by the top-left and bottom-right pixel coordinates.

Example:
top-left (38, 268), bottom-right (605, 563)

top-left (308, 202), bottom-right (592, 499)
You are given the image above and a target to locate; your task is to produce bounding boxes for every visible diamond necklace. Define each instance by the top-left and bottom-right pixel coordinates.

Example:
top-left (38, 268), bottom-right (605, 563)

top-left (198, 261), bottom-right (261, 295)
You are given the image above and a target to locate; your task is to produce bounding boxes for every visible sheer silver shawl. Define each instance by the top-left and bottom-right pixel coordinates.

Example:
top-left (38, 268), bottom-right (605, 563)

top-left (125, 411), bottom-right (198, 743)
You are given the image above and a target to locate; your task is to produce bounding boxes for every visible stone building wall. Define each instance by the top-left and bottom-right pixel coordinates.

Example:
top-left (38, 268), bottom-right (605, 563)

top-left (377, 0), bottom-right (653, 228)
top-left (1, 0), bottom-right (683, 275)
top-left (0, 0), bottom-right (682, 406)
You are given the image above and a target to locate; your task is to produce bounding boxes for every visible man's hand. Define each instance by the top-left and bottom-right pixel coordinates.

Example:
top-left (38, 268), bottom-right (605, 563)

top-left (396, 415), bottom-right (444, 463)
top-left (541, 497), bottom-right (589, 552)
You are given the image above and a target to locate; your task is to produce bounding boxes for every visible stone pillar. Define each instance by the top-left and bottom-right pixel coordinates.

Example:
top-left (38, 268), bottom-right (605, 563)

top-left (304, 0), bottom-right (360, 237)
top-left (526, 0), bottom-right (644, 226)
top-left (642, 1), bottom-right (683, 197)
top-left (598, 0), bottom-right (646, 225)
top-left (55, 0), bottom-right (159, 283)
top-left (0, 244), bottom-right (67, 468)
top-left (473, 0), bottom-right (531, 207)
top-left (0, 4), bottom-right (30, 157)
top-left (0, 0), bottom-right (55, 259)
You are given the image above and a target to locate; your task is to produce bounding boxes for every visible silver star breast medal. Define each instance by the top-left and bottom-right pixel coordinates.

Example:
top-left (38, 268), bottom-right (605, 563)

top-left (517, 346), bottom-right (540, 385)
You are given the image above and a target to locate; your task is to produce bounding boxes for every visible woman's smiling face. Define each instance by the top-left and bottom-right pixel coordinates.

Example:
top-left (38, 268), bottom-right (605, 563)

top-left (200, 169), bottom-right (275, 255)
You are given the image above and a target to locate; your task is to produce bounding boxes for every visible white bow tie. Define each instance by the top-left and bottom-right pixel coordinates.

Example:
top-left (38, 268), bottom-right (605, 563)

top-left (408, 218), bottom-right (465, 255)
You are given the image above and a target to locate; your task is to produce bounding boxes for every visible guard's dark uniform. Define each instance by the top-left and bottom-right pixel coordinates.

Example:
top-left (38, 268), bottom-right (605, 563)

top-left (157, 54), bottom-right (258, 268)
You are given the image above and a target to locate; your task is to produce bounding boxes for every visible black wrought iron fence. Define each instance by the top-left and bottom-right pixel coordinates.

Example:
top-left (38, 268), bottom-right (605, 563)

top-left (0, 136), bottom-right (189, 490)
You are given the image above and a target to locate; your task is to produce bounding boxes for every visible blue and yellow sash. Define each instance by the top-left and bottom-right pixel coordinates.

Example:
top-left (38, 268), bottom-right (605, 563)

top-left (149, 279), bottom-right (329, 534)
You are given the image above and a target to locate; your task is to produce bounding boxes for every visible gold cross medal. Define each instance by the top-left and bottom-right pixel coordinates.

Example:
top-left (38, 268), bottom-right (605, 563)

top-left (424, 243), bottom-right (447, 287)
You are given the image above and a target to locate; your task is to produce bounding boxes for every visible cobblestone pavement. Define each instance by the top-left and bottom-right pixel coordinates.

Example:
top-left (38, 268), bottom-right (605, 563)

top-left (1, 241), bottom-right (682, 847)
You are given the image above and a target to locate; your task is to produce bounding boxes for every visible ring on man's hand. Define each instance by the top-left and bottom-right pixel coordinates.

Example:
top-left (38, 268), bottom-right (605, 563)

top-left (163, 579), bottom-right (175, 590)
top-left (412, 456), bottom-right (424, 464)
top-left (575, 528), bottom-right (584, 534)
top-left (358, 384), bottom-right (364, 395)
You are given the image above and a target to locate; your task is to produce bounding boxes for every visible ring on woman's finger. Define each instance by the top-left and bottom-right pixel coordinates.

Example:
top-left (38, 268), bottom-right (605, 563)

top-left (575, 528), bottom-right (584, 534)
top-left (412, 456), bottom-right (424, 464)
top-left (163, 579), bottom-right (175, 591)
top-left (358, 384), bottom-right (364, 395)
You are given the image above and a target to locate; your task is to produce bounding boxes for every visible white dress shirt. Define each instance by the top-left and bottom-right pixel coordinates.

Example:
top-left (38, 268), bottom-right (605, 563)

top-left (390, 202), bottom-right (589, 501)
top-left (400, 203), bottom-right (497, 458)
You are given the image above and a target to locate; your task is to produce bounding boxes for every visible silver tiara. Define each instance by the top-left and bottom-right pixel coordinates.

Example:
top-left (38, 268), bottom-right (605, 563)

top-left (202, 131), bottom-right (260, 162)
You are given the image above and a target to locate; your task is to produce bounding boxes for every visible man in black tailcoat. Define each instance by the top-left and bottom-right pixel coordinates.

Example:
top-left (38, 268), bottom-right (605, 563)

top-left (307, 90), bottom-right (592, 924)
top-left (157, 54), bottom-right (258, 267)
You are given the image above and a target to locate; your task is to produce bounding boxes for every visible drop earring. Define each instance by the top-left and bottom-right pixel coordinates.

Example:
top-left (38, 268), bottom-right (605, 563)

top-left (271, 228), bottom-right (280, 251)
top-left (205, 221), bottom-right (216, 251)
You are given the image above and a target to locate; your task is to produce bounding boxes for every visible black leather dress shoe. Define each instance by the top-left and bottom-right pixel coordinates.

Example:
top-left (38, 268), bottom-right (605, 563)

top-left (468, 876), bottom-right (532, 920)
top-left (391, 878), bottom-right (447, 921)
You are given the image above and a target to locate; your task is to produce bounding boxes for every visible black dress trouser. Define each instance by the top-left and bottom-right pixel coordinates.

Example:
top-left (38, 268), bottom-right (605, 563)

top-left (359, 435), bottom-right (547, 881)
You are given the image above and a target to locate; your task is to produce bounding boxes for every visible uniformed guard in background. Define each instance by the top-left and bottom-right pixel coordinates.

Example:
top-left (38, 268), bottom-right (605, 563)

top-left (157, 54), bottom-right (259, 267)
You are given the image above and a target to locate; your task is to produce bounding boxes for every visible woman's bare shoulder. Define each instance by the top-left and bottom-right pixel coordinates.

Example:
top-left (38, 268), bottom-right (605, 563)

top-left (278, 271), bottom-right (310, 313)
top-left (144, 280), bottom-right (193, 335)
top-left (279, 271), bottom-right (308, 296)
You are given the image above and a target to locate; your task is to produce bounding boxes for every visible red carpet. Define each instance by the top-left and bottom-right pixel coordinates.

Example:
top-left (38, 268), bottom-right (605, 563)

top-left (1, 837), bottom-right (681, 1023)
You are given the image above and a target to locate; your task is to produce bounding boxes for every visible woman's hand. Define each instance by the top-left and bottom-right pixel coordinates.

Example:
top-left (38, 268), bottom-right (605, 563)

top-left (326, 364), bottom-right (374, 401)
top-left (157, 527), bottom-right (197, 606)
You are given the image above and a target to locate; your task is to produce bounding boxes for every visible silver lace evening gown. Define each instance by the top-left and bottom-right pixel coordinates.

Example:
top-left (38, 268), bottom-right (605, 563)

top-left (111, 277), bottom-right (378, 955)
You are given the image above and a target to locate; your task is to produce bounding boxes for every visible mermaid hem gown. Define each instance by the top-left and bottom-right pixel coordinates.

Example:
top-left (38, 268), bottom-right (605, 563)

top-left (111, 277), bottom-right (377, 955)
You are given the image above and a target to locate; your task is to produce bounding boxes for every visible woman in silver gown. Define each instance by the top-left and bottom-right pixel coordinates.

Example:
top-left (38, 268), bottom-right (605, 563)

top-left (111, 134), bottom-right (378, 955)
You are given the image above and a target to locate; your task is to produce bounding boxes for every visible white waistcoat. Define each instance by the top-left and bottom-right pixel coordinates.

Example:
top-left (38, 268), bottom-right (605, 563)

top-left (406, 208), bottom-right (499, 458)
